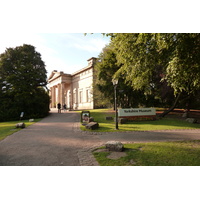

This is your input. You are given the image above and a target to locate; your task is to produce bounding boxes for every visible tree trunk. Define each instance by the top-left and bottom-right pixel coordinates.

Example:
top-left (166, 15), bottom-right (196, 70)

top-left (184, 96), bottom-right (192, 118)
top-left (159, 92), bottom-right (181, 118)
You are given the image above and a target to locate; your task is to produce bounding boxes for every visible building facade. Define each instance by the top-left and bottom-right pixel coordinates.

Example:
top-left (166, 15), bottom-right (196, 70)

top-left (48, 57), bottom-right (96, 110)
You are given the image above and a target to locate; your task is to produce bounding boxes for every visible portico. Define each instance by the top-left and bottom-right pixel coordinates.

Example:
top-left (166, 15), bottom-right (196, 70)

top-left (48, 57), bottom-right (96, 110)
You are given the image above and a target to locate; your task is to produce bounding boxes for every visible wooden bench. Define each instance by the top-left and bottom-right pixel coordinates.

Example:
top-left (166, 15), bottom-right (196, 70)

top-left (86, 122), bottom-right (99, 130)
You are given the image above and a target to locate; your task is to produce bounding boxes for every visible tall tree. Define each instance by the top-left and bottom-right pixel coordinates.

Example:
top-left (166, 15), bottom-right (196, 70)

top-left (0, 44), bottom-right (49, 121)
top-left (94, 44), bottom-right (157, 108)
top-left (162, 34), bottom-right (200, 94)
top-left (110, 33), bottom-right (200, 116)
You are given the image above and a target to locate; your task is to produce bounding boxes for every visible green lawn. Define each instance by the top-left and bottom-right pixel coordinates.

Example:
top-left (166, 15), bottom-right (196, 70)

top-left (81, 109), bottom-right (200, 132)
top-left (93, 140), bottom-right (200, 166)
top-left (0, 119), bottom-right (41, 141)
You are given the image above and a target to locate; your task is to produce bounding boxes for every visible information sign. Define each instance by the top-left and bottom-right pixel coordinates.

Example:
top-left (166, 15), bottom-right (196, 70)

top-left (20, 112), bottom-right (24, 118)
top-left (118, 108), bottom-right (156, 120)
top-left (81, 111), bottom-right (90, 123)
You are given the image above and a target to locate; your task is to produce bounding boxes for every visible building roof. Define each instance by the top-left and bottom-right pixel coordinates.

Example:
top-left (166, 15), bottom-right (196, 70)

top-left (48, 70), bottom-right (71, 82)
top-left (48, 57), bottom-right (96, 82)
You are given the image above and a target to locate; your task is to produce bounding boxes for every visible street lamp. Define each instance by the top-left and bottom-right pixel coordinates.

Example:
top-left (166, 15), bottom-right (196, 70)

top-left (112, 78), bottom-right (119, 130)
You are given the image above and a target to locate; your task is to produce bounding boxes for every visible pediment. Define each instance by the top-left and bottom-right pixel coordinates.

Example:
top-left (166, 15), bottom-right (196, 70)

top-left (48, 70), bottom-right (59, 81)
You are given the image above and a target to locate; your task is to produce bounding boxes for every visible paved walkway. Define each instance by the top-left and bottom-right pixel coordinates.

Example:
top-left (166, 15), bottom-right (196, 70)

top-left (1, 109), bottom-right (200, 166)
top-left (0, 110), bottom-right (100, 166)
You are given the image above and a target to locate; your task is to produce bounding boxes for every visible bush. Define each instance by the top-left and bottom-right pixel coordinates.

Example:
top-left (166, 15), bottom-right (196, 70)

top-left (0, 88), bottom-right (50, 122)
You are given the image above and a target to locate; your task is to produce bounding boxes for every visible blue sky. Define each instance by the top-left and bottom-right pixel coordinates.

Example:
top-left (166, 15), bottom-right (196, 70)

top-left (0, 33), bottom-right (110, 77)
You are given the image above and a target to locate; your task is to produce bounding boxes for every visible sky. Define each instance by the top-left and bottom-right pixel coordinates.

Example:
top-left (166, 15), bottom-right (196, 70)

top-left (1, 0), bottom-right (199, 80)
top-left (0, 33), bottom-right (110, 78)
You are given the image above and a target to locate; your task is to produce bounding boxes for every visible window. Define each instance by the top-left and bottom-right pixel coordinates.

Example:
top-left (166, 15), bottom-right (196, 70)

top-left (73, 89), bottom-right (76, 104)
top-left (86, 89), bottom-right (90, 102)
top-left (79, 91), bottom-right (83, 103)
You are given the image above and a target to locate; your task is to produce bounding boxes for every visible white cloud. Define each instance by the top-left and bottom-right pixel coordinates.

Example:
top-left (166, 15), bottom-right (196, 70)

top-left (0, 33), bottom-right (58, 75)
top-left (0, 33), bottom-right (42, 53)
top-left (0, 33), bottom-right (110, 78)
top-left (58, 33), bottom-right (109, 53)
top-left (73, 38), bottom-right (108, 53)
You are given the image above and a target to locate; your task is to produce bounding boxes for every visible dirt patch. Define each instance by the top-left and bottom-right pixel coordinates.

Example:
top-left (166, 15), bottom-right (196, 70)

top-left (94, 148), bottom-right (127, 159)
top-left (94, 148), bottom-right (109, 153)
top-left (130, 159), bottom-right (137, 165)
top-left (107, 152), bottom-right (127, 159)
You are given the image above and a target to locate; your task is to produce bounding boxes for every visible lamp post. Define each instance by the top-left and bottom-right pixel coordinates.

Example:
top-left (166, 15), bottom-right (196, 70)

top-left (112, 79), bottom-right (119, 130)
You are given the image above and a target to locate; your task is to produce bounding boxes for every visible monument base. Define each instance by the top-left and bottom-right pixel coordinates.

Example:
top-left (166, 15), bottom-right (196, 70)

top-left (119, 115), bottom-right (156, 121)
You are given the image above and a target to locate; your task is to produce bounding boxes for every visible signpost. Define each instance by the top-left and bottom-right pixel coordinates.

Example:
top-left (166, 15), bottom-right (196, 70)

top-left (118, 108), bottom-right (156, 120)
top-left (81, 111), bottom-right (90, 123)
top-left (112, 78), bottom-right (119, 130)
top-left (20, 112), bottom-right (24, 120)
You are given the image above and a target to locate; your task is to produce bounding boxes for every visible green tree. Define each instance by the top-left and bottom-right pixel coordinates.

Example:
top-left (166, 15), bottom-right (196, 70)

top-left (94, 44), bottom-right (157, 108)
top-left (162, 34), bottom-right (200, 94)
top-left (0, 44), bottom-right (50, 121)
top-left (110, 33), bottom-right (200, 116)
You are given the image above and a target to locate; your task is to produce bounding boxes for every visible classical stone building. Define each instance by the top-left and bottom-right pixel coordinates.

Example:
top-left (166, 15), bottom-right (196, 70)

top-left (48, 57), bottom-right (96, 110)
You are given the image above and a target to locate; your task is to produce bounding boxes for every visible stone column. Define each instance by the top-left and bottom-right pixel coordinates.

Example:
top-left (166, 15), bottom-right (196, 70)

top-left (60, 83), bottom-right (65, 106)
top-left (54, 85), bottom-right (58, 107)
top-left (57, 84), bottom-right (61, 105)
top-left (50, 87), bottom-right (53, 108)
top-left (54, 86), bottom-right (56, 107)
top-left (67, 90), bottom-right (71, 109)
top-left (51, 86), bottom-right (56, 108)
top-left (70, 84), bottom-right (73, 110)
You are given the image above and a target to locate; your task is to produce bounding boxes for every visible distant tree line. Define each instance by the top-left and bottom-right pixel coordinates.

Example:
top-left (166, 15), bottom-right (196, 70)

top-left (93, 33), bottom-right (200, 117)
top-left (0, 44), bottom-right (50, 121)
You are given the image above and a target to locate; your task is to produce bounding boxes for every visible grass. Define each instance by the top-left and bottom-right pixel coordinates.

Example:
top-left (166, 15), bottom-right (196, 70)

top-left (80, 109), bottom-right (200, 132)
top-left (0, 119), bottom-right (41, 141)
top-left (93, 140), bottom-right (200, 166)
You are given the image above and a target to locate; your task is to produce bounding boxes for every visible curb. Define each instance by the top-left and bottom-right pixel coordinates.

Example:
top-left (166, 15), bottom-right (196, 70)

top-left (73, 121), bottom-right (103, 166)
top-left (77, 144), bottom-right (103, 166)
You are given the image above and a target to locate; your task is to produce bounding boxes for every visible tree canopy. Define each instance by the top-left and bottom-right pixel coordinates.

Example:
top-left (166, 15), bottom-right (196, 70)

top-left (0, 44), bottom-right (50, 121)
top-left (111, 33), bottom-right (200, 95)
top-left (94, 44), bottom-right (162, 108)
top-left (94, 33), bottom-right (200, 115)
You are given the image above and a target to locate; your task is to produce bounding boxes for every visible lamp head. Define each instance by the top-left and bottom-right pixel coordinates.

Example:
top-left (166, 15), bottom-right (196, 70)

top-left (112, 78), bottom-right (118, 86)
